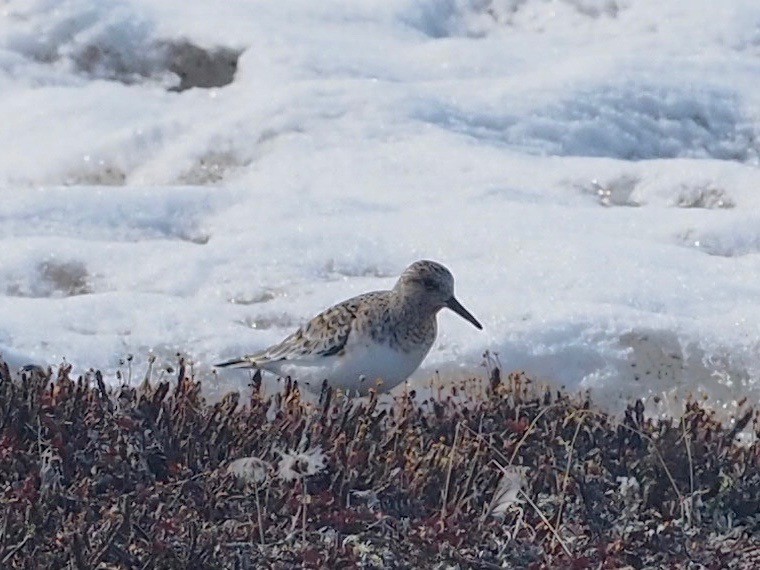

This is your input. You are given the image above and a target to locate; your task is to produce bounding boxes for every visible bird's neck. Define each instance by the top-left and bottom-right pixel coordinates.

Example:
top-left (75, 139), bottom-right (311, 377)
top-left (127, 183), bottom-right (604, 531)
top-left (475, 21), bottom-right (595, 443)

top-left (390, 290), bottom-right (439, 323)
top-left (380, 290), bottom-right (438, 352)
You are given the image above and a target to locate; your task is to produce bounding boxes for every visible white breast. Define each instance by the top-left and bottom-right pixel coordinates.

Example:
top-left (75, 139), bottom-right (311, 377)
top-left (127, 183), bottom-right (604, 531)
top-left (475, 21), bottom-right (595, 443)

top-left (260, 334), bottom-right (433, 394)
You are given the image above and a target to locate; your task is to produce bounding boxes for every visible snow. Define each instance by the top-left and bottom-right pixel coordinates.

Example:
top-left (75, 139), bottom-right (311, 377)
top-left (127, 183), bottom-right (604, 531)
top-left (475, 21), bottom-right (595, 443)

top-left (1, 0), bottom-right (760, 411)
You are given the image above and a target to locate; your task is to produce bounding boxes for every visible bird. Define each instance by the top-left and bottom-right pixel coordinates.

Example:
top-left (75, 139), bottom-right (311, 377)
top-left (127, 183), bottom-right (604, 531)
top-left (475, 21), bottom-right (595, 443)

top-left (216, 260), bottom-right (482, 394)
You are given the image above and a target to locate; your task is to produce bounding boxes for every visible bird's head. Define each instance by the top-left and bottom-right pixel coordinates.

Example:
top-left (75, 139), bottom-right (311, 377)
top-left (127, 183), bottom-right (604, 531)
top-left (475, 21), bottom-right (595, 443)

top-left (395, 260), bottom-right (482, 330)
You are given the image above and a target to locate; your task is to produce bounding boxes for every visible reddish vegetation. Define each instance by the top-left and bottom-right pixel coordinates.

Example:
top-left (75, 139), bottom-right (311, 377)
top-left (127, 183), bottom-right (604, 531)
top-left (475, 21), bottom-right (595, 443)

top-left (0, 357), bottom-right (758, 568)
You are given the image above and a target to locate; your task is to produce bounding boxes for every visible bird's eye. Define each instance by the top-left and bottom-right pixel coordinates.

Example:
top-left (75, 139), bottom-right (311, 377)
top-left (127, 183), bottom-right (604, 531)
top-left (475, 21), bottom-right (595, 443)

top-left (422, 278), bottom-right (436, 290)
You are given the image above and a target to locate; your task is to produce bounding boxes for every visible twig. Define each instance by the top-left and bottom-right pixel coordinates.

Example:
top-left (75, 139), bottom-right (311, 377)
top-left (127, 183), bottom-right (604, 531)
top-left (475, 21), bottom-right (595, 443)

top-left (143, 354), bottom-right (156, 388)
top-left (508, 404), bottom-right (557, 466)
top-left (605, 415), bottom-right (685, 517)
top-left (518, 488), bottom-right (572, 558)
top-left (452, 439), bottom-right (482, 516)
top-left (88, 519), bottom-right (122, 567)
top-left (461, 423), bottom-right (512, 466)
top-left (681, 414), bottom-right (695, 527)
top-left (301, 477), bottom-right (307, 543)
top-left (71, 533), bottom-right (88, 570)
top-left (440, 421), bottom-right (461, 521)
top-left (0, 506), bottom-right (9, 551)
top-left (552, 408), bottom-right (686, 519)
top-left (554, 414), bottom-right (584, 540)
top-left (253, 477), bottom-right (265, 546)
top-left (1, 529), bottom-right (33, 565)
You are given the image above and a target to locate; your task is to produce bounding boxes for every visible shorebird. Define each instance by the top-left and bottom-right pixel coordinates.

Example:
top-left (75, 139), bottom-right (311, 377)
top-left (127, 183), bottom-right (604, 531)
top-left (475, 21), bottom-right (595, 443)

top-left (216, 260), bottom-right (482, 393)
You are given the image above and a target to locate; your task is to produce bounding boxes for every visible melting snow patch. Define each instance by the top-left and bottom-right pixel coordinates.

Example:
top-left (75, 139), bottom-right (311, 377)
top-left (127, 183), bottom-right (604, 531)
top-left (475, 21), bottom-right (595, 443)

top-left (416, 84), bottom-right (758, 162)
top-left (0, 0), bottom-right (241, 90)
top-left (574, 174), bottom-right (641, 207)
top-left (674, 184), bottom-right (735, 209)
top-left (679, 219), bottom-right (760, 257)
top-left (404, 0), bottom-right (626, 38)
top-left (6, 260), bottom-right (91, 298)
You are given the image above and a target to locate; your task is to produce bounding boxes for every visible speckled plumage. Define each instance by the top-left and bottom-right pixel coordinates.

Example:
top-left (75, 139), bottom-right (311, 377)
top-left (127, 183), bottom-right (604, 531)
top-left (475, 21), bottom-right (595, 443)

top-left (216, 260), bottom-right (482, 393)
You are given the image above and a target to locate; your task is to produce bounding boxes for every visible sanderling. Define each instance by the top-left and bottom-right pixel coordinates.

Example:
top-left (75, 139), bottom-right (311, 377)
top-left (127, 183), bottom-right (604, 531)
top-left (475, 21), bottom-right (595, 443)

top-left (216, 260), bottom-right (482, 393)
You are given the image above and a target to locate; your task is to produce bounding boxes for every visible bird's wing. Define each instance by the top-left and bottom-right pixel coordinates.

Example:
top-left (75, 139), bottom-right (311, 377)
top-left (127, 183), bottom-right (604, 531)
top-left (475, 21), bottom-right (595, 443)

top-left (246, 292), bottom-right (384, 365)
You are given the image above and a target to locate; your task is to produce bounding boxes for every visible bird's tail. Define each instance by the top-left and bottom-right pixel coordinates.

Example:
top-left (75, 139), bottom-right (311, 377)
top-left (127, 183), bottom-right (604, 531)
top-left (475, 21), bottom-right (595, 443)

top-left (215, 357), bottom-right (256, 369)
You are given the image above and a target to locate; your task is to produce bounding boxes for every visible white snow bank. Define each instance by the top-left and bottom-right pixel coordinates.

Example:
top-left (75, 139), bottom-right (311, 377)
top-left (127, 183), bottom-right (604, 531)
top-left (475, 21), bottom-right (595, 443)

top-left (1, 0), bottom-right (760, 412)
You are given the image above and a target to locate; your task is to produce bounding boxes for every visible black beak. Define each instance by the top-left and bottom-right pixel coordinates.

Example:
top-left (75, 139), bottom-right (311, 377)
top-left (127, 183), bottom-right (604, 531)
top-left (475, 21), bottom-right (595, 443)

top-left (446, 297), bottom-right (483, 330)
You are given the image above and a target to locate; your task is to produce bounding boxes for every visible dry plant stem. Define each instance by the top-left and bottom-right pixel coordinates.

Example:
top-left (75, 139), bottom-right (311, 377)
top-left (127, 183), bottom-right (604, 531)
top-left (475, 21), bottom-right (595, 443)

top-left (681, 415), bottom-right (695, 496)
top-left (441, 421), bottom-right (461, 521)
top-left (253, 477), bottom-right (265, 546)
top-left (517, 487), bottom-right (573, 558)
top-left (301, 477), bottom-right (307, 543)
top-left (462, 423), bottom-right (513, 471)
top-left (681, 414), bottom-right (695, 526)
top-left (554, 414), bottom-right (584, 542)
top-left (1, 530), bottom-right (32, 565)
top-left (607, 417), bottom-right (685, 515)
top-left (71, 534), bottom-right (87, 570)
top-left (508, 404), bottom-right (557, 466)
top-left (0, 506), bottom-right (8, 551)
top-left (471, 400), bottom-right (685, 527)
top-left (143, 355), bottom-right (155, 386)
top-left (453, 441), bottom-right (481, 516)
top-left (574, 408), bottom-right (686, 519)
